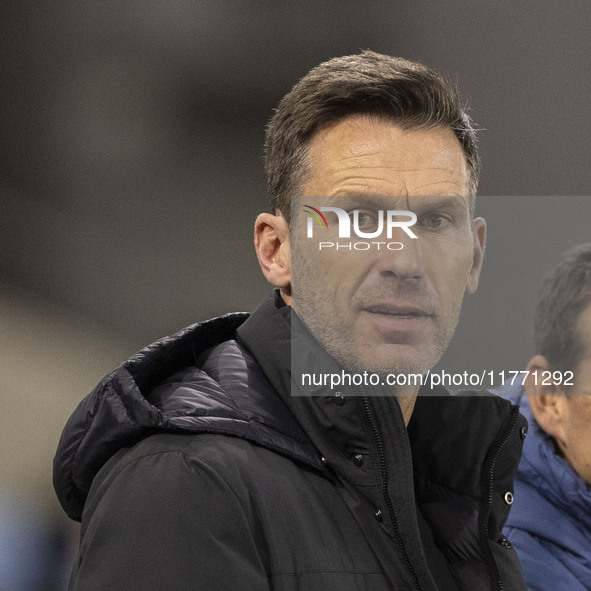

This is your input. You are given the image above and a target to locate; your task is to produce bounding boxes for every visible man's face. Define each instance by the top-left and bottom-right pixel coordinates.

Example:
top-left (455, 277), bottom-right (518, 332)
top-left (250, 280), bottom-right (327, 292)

top-left (559, 304), bottom-right (591, 482)
top-left (290, 115), bottom-right (485, 376)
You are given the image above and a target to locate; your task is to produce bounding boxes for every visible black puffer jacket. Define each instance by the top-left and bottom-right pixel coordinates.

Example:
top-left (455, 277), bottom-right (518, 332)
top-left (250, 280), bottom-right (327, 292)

top-left (54, 292), bottom-right (527, 591)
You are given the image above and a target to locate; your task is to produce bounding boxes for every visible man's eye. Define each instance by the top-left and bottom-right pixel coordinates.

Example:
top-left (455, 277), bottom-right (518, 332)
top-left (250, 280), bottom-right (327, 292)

top-left (421, 214), bottom-right (450, 229)
top-left (350, 210), bottom-right (379, 230)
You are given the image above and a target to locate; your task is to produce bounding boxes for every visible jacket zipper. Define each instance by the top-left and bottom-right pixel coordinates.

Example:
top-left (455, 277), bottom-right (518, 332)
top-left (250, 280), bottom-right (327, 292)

top-left (357, 392), bottom-right (421, 591)
top-left (482, 408), bottom-right (520, 591)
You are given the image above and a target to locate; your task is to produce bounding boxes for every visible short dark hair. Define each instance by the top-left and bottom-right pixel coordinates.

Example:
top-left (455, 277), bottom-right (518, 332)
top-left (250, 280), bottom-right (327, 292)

top-left (535, 243), bottom-right (591, 376)
top-left (264, 50), bottom-right (480, 223)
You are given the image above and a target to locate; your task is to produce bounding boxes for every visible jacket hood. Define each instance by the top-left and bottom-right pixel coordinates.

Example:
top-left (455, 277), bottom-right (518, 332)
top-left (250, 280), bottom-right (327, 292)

top-left (53, 311), bottom-right (322, 521)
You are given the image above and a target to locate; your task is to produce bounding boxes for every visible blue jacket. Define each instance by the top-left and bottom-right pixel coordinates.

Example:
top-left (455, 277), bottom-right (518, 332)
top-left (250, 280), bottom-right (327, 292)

top-left (495, 382), bottom-right (591, 590)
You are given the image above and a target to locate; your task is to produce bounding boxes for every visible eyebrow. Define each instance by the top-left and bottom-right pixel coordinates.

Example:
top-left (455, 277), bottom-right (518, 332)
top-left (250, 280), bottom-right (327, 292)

top-left (413, 196), bottom-right (467, 210)
top-left (323, 194), bottom-right (468, 210)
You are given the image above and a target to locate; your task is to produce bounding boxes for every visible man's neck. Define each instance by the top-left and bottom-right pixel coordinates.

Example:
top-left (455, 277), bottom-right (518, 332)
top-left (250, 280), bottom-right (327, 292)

top-left (281, 287), bottom-right (419, 426)
top-left (397, 394), bottom-right (417, 427)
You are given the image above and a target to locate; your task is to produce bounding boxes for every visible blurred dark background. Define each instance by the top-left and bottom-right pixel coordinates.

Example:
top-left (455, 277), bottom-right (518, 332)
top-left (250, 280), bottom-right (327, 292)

top-left (1, 2), bottom-right (589, 588)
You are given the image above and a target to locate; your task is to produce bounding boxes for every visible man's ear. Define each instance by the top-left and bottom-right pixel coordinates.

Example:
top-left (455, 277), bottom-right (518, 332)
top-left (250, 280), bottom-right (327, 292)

top-left (465, 217), bottom-right (486, 294)
top-left (254, 213), bottom-right (292, 303)
top-left (525, 354), bottom-right (568, 443)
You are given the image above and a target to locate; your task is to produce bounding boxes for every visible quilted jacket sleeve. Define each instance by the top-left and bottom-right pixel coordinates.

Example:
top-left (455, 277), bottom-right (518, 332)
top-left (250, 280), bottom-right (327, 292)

top-left (69, 441), bottom-right (270, 591)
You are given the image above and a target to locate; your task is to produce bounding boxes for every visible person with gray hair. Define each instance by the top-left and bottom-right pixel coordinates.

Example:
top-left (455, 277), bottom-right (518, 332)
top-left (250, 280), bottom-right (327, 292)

top-left (54, 51), bottom-right (527, 591)
top-left (496, 243), bottom-right (591, 590)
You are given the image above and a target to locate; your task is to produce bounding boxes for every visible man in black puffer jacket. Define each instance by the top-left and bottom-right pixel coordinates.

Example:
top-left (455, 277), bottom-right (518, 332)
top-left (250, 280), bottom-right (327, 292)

top-left (54, 51), bottom-right (527, 590)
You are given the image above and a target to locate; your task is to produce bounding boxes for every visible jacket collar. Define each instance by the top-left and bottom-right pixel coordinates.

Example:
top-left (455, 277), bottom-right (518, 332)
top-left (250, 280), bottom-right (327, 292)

top-left (237, 290), bottom-right (382, 487)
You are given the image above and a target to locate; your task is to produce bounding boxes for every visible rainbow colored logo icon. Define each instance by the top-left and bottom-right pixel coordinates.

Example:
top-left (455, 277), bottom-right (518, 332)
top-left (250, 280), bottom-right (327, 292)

top-left (302, 205), bottom-right (328, 229)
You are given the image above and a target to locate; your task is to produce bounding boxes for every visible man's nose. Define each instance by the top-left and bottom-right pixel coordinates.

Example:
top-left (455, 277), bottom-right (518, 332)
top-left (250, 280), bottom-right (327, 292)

top-left (374, 233), bottom-right (423, 280)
